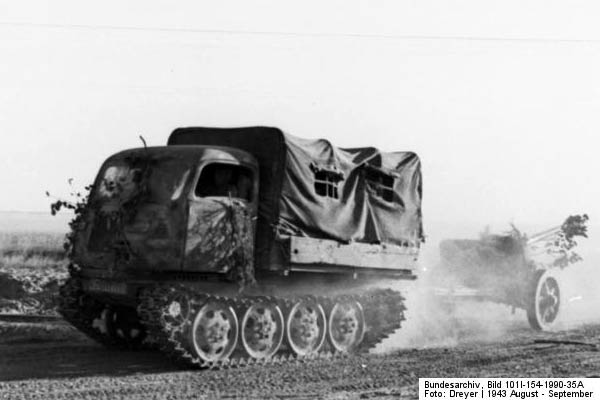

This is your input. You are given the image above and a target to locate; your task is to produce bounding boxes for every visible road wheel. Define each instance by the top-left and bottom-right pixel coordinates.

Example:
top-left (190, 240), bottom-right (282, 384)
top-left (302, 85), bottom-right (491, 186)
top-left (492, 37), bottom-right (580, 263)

top-left (527, 269), bottom-right (561, 331)
top-left (240, 300), bottom-right (284, 359)
top-left (106, 306), bottom-right (146, 347)
top-left (285, 298), bottom-right (326, 356)
top-left (328, 299), bottom-right (365, 353)
top-left (190, 301), bottom-right (239, 363)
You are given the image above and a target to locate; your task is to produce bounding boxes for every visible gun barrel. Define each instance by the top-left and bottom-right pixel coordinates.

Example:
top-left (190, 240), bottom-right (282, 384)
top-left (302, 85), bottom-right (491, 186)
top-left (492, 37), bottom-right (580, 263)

top-left (527, 226), bottom-right (562, 246)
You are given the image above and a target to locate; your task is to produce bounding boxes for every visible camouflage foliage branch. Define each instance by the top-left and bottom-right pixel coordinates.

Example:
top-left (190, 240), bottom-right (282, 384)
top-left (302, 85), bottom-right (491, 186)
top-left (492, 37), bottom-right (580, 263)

top-left (189, 199), bottom-right (256, 289)
top-left (47, 182), bottom-right (92, 260)
top-left (546, 214), bottom-right (589, 268)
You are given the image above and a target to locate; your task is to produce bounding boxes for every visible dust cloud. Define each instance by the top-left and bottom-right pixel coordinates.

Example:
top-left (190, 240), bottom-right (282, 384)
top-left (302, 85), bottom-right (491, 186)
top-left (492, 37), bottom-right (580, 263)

top-left (374, 221), bottom-right (600, 353)
top-left (553, 260), bottom-right (600, 329)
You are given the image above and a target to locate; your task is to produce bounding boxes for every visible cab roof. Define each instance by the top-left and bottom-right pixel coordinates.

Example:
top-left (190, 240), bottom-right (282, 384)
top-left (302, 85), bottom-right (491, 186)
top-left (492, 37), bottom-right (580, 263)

top-left (106, 145), bottom-right (257, 167)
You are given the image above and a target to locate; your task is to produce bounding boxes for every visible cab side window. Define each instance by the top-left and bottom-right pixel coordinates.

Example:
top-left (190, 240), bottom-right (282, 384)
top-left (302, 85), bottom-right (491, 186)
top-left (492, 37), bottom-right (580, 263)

top-left (195, 163), bottom-right (253, 202)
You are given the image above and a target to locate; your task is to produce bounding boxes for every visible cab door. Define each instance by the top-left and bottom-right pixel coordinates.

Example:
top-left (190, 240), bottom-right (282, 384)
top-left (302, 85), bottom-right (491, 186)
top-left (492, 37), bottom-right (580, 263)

top-left (184, 160), bottom-right (258, 281)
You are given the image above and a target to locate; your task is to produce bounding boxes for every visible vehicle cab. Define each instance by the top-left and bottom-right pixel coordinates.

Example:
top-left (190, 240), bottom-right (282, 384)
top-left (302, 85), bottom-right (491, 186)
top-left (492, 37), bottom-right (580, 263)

top-left (73, 145), bottom-right (259, 276)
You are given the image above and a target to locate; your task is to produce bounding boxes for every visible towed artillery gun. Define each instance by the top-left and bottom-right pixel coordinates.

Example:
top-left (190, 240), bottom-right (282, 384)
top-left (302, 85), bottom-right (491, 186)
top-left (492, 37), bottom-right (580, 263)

top-left (435, 215), bottom-right (589, 330)
top-left (59, 126), bottom-right (424, 367)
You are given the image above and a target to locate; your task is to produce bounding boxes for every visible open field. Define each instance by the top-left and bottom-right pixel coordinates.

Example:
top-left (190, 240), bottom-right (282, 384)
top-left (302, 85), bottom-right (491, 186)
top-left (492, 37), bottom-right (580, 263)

top-left (0, 231), bottom-right (66, 265)
top-left (0, 230), bottom-right (68, 315)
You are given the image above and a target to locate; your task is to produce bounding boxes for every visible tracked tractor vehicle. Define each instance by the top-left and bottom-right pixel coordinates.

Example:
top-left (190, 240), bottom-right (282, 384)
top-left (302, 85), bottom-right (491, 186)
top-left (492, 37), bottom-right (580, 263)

top-left (59, 127), bottom-right (423, 367)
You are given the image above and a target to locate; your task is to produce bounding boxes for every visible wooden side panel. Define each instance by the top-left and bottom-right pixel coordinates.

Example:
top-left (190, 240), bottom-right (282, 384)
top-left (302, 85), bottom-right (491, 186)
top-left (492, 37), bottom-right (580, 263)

top-left (288, 236), bottom-right (419, 271)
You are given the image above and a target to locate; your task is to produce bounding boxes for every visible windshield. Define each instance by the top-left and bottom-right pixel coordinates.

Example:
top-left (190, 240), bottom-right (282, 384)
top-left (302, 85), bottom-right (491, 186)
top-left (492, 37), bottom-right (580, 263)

top-left (94, 156), bottom-right (193, 205)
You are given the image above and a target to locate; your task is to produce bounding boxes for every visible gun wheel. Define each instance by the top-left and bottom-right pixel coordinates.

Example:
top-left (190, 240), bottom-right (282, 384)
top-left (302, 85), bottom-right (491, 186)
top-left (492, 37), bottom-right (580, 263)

top-left (286, 298), bottom-right (326, 356)
top-left (241, 301), bottom-right (284, 359)
top-left (190, 301), bottom-right (239, 362)
top-left (527, 270), bottom-right (561, 331)
top-left (328, 300), bottom-right (365, 353)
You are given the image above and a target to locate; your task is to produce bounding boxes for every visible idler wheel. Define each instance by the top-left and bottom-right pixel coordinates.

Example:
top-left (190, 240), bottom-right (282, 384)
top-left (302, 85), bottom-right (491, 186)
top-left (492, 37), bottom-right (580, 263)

top-left (327, 299), bottom-right (365, 353)
top-left (285, 298), bottom-right (326, 356)
top-left (190, 301), bottom-right (239, 362)
top-left (527, 269), bottom-right (561, 331)
top-left (106, 306), bottom-right (146, 346)
top-left (240, 301), bottom-right (284, 359)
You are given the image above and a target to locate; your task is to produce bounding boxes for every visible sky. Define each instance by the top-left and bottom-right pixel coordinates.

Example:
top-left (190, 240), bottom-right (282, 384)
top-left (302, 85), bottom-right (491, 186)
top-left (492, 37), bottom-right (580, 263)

top-left (1, 0), bottom-right (600, 234)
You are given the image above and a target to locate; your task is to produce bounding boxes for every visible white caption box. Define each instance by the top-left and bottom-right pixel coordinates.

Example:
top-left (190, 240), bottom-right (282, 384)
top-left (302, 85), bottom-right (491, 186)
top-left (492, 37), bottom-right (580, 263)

top-left (420, 378), bottom-right (600, 399)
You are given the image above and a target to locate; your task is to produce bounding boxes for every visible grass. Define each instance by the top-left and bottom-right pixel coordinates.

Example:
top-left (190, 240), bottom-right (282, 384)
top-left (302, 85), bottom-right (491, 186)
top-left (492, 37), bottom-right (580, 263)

top-left (0, 232), bottom-right (68, 315)
top-left (0, 231), bottom-right (67, 270)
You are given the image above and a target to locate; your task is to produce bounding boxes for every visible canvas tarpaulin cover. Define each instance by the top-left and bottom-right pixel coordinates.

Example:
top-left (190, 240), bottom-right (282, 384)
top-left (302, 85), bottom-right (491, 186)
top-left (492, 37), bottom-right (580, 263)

top-left (168, 127), bottom-right (423, 265)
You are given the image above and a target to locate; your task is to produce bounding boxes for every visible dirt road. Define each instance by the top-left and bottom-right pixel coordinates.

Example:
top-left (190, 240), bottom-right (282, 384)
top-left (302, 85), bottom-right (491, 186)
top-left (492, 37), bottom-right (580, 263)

top-left (0, 321), bottom-right (598, 400)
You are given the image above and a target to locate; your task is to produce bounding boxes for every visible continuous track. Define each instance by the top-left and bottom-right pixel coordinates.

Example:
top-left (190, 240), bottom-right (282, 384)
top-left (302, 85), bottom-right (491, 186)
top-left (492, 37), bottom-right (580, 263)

top-left (59, 277), bottom-right (406, 369)
top-left (58, 278), bottom-right (146, 349)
